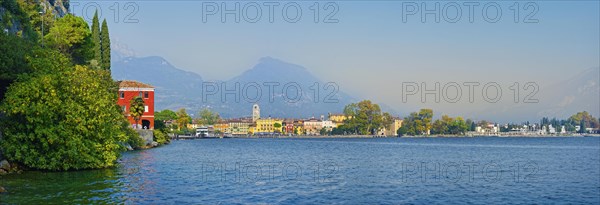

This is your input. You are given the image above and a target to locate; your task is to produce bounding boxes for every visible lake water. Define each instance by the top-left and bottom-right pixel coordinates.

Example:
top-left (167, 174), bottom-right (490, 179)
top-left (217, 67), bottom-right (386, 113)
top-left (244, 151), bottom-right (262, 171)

top-left (1, 137), bottom-right (599, 204)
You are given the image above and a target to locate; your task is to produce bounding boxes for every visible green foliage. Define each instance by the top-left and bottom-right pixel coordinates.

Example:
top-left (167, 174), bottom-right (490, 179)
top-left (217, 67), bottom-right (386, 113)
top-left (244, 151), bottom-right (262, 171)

top-left (129, 96), bottom-right (145, 129)
top-left (431, 115), bottom-right (469, 135)
top-left (153, 130), bottom-right (170, 145)
top-left (155, 109), bottom-right (176, 132)
top-left (319, 127), bottom-right (329, 136)
top-left (0, 60), bottom-right (134, 171)
top-left (197, 108), bottom-right (219, 125)
top-left (342, 100), bottom-right (391, 135)
top-left (0, 0), bottom-right (40, 40)
top-left (124, 123), bottom-right (143, 149)
top-left (44, 14), bottom-right (94, 64)
top-left (155, 109), bottom-right (177, 121)
top-left (568, 111), bottom-right (599, 129)
top-left (397, 109), bottom-right (433, 136)
top-left (91, 10), bottom-right (101, 63)
top-left (154, 119), bottom-right (166, 131)
top-left (0, 31), bottom-right (35, 100)
top-left (176, 108), bottom-right (191, 130)
top-left (100, 19), bottom-right (111, 71)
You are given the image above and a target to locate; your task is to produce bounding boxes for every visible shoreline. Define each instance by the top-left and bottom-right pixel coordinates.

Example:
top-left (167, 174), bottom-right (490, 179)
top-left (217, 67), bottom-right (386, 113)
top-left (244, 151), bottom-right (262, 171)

top-left (194, 134), bottom-right (600, 139)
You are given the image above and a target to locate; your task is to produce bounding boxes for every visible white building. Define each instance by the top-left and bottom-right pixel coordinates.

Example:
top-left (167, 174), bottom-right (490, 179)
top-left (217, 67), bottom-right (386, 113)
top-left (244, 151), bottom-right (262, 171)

top-left (252, 104), bottom-right (260, 122)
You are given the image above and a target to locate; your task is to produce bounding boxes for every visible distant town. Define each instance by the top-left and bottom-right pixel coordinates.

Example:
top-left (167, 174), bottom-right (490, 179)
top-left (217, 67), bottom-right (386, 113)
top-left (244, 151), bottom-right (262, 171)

top-left (117, 80), bottom-right (600, 138)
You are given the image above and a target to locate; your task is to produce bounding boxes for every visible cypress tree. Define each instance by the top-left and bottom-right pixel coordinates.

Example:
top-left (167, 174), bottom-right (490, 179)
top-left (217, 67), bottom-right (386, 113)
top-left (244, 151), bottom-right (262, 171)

top-left (101, 19), bottom-right (111, 71)
top-left (91, 10), bottom-right (101, 65)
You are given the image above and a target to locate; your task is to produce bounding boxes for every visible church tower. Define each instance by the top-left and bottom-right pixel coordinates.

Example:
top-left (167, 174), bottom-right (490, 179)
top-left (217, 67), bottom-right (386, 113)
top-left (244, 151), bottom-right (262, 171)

top-left (252, 104), bottom-right (260, 122)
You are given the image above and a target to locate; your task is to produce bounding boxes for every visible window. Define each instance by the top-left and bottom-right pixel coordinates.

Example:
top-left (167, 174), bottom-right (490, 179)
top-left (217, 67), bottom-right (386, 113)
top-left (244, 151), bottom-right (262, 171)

top-left (139, 91), bottom-right (143, 97)
top-left (120, 92), bottom-right (124, 99)
top-left (144, 91), bottom-right (149, 98)
top-left (122, 105), bottom-right (126, 112)
top-left (144, 105), bottom-right (149, 113)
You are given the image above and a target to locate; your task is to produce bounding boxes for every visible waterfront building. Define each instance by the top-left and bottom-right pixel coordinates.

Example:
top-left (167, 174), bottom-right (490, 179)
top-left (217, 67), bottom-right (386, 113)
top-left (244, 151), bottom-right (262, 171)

top-left (117, 80), bottom-right (155, 129)
top-left (228, 118), bottom-right (253, 135)
top-left (283, 119), bottom-right (295, 135)
top-left (329, 113), bottom-right (350, 127)
top-left (322, 120), bottom-right (335, 132)
top-left (255, 118), bottom-right (283, 134)
top-left (304, 118), bottom-right (323, 135)
top-left (214, 120), bottom-right (230, 134)
top-left (187, 119), bottom-right (200, 130)
top-left (384, 118), bottom-right (403, 136)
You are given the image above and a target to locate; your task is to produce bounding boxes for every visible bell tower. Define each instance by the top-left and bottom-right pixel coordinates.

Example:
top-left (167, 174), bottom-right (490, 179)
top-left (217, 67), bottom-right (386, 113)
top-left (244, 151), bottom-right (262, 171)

top-left (252, 104), bottom-right (260, 122)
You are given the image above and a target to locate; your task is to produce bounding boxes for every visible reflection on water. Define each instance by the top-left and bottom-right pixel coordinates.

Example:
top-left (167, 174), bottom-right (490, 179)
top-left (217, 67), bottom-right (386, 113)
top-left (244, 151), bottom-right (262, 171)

top-left (1, 137), bottom-right (599, 204)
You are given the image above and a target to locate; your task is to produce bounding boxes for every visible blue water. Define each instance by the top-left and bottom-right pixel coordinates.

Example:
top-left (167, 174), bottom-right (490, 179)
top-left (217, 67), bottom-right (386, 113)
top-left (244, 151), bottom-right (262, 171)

top-left (1, 137), bottom-right (599, 204)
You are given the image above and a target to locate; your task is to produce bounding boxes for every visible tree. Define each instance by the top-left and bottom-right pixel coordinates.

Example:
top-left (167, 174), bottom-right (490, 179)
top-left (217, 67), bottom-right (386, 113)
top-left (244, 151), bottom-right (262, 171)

top-left (155, 109), bottom-right (177, 121)
top-left (44, 14), bottom-right (94, 64)
top-left (91, 10), bottom-right (101, 64)
top-left (129, 96), bottom-right (145, 129)
top-left (100, 19), bottom-right (111, 71)
top-left (176, 108), bottom-right (191, 130)
top-left (569, 111), bottom-right (599, 129)
top-left (320, 127), bottom-right (329, 136)
top-left (342, 100), bottom-right (390, 135)
top-left (0, 56), bottom-right (134, 170)
top-left (198, 108), bottom-right (219, 125)
top-left (0, 31), bottom-right (34, 100)
top-left (416, 109), bottom-right (433, 135)
top-left (448, 117), bottom-right (468, 135)
top-left (274, 122), bottom-right (282, 133)
top-left (398, 109), bottom-right (434, 136)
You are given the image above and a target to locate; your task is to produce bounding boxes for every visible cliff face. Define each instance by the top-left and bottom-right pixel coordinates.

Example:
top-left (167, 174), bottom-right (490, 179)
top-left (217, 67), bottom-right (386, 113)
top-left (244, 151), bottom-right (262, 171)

top-left (0, 0), bottom-right (69, 35)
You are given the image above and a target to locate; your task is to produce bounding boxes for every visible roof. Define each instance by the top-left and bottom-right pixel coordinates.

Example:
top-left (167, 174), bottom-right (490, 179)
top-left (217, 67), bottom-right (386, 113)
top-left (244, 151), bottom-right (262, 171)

top-left (118, 80), bottom-right (154, 88)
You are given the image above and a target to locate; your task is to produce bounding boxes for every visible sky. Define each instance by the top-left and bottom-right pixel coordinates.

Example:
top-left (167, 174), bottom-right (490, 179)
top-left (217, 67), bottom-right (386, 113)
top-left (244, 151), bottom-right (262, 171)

top-left (70, 0), bottom-right (600, 120)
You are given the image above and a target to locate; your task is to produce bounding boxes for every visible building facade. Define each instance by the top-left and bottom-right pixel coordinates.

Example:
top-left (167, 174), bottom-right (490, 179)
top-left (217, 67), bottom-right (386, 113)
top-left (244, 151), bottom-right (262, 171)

top-left (255, 118), bottom-right (283, 134)
top-left (117, 80), bottom-right (155, 129)
top-left (303, 119), bottom-right (323, 135)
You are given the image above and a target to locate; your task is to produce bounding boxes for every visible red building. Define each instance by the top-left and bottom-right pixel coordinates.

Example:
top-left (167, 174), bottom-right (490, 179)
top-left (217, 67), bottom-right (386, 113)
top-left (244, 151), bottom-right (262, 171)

top-left (117, 80), bottom-right (155, 129)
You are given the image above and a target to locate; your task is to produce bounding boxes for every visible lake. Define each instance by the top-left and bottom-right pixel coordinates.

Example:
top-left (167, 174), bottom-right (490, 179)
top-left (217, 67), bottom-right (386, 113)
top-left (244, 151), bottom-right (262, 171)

top-left (1, 137), bottom-right (599, 204)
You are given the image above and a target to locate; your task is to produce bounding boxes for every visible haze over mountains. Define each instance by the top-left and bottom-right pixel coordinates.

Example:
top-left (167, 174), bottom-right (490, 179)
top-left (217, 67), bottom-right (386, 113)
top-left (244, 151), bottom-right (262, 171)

top-left (480, 67), bottom-right (600, 122)
top-left (111, 47), bottom-right (599, 121)
top-left (111, 50), bottom-right (360, 118)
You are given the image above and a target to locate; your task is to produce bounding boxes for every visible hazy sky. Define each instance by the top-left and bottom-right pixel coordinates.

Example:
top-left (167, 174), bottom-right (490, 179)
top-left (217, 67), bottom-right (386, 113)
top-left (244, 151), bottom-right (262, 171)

top-left (71, 0), bottom-right (599, 120)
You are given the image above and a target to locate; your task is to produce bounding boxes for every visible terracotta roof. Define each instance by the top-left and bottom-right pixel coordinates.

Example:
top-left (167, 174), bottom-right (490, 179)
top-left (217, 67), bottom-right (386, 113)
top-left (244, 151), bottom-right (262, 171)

top-left (118, 80), bottom-right (154, 88)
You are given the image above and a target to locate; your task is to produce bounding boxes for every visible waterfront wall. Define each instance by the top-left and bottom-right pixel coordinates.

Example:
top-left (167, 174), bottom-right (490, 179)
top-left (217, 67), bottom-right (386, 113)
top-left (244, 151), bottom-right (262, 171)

top-left (136, 130), bottom-right (154, 145)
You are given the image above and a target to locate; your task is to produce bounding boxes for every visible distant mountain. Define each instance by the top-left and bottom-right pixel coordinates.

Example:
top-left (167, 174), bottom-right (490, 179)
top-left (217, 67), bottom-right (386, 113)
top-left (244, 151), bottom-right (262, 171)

top-left (111, 55), bottom-right (205, 111)
top-left (537, 67), bottom-right (599, 118)
top-left (216, 57), bottom-right (356, 118)
top-left (476, 67), bottom-right (600, 122)
top-left (112, 54), bottom-right (367, 118)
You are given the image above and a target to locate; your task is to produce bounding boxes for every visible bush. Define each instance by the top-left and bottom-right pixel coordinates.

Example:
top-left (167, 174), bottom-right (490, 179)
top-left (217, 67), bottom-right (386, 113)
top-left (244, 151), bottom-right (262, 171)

top-left (153, 130), bottom-right (170, 145)
top-left (0, 54), bottom-right (134, 170)
top-left (124, 125), bottom-right (144, 149)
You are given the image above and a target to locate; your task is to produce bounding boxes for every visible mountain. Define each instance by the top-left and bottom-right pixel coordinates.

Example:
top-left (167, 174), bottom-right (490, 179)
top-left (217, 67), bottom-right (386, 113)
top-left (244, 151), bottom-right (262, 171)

top-left (475, 67), bottom-right (600, 122)
top-left (112, 54), bottom-right (364, 118)
top-left (537, 67), bottom-right (599, 118)
top-left (111, 55), bottom-right (205, 111)
top-left (216, 57), bottom-right (356, 118)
